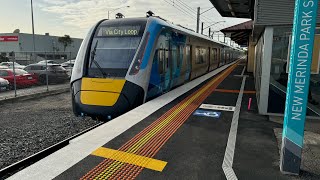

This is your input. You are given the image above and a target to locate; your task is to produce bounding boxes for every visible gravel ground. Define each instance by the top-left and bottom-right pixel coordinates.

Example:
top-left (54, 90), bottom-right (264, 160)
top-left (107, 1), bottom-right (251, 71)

top-left (0, 92), bottom-right (101, 170)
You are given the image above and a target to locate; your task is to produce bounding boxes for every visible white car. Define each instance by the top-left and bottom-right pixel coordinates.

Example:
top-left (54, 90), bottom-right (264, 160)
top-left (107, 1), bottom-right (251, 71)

top-left (37, 60), bottom-right (60, 64)
top-left (61, 60), bottom-right (75, 76)
top-left (0, 62), bottom-right (26, 69)
top-left (0, 77), bottom-right (9, 91)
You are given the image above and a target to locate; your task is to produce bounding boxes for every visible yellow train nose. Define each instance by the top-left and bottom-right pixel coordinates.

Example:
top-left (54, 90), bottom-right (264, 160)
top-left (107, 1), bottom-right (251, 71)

top-left (80, 78), bottom-right (126, 106)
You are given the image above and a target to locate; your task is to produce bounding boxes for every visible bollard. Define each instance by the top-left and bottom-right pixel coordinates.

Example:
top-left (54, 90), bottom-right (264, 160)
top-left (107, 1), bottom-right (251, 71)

top-left (247, 98), bottom-right (252, 110)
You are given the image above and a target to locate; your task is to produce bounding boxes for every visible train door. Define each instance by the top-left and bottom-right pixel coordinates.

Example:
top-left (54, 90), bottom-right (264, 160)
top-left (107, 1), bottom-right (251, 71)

top-left (163, 36), bottom-right (171, 92)
top-left (185, 45), bottom-right (191, 82)
top-left (170, 42), bottom-right (178, 87)
top-left (156, 31), bottom-right (171, 94)
top-left (217, 48), bottom-right (221, 67)
top-left (207, 47), bottom-right (211, 72)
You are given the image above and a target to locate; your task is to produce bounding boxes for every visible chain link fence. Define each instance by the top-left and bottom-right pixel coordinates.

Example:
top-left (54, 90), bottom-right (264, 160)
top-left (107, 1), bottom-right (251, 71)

top-left (0, 51), bottom-right (74, 99)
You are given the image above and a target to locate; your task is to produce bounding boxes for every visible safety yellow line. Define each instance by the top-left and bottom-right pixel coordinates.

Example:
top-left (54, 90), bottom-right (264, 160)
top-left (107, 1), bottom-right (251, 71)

top-left (92, 63), bottom-right (238, 179)
top-left (92, 147), bottom-right (167, 172)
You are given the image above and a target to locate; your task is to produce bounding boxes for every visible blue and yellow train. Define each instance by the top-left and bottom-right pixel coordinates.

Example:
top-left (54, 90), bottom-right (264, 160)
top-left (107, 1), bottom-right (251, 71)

top-left (71, 17), bottom-right (243, 120)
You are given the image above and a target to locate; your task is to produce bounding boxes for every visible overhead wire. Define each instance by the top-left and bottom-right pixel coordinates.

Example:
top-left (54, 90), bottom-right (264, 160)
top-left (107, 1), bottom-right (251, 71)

top-left (174, 0), bottom-right (221, 24)
top-left (162, 0), bottom-right (231, 36)
top-left (162, 0), bottom-right (198, 29)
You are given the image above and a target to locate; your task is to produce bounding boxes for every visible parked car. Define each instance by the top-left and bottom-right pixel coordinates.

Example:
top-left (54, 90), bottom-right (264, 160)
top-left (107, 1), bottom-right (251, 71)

top-left (0, 62), bottom-right (26, 69)
top-left (0, 69), bottom-right (38, 88)
top-left (37, 60), bottom-right (59, 64)
top-left (0, 77), bottom-right (9, 91)
top-left (24, 64), bottom-right (69, 84)
top-left (61, 60), bottom-right (75, 76)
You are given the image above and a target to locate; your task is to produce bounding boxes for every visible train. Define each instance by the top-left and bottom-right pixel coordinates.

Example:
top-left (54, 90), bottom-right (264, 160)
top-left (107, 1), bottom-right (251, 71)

top-left (70, 16), bottom-right (244, 121)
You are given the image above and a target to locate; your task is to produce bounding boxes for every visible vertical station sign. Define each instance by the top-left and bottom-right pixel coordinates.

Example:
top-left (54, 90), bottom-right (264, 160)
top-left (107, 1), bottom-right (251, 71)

top-left (280, 0), bottom-right (318, 175)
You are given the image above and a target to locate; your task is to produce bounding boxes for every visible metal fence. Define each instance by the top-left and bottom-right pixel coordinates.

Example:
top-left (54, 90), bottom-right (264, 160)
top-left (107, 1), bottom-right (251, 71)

top-left (0, 51), bottom-right (72, 99)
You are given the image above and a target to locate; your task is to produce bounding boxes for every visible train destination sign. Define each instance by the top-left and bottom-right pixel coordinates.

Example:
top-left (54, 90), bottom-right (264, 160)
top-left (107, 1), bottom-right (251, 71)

top-left (97, 26), bottom-right (141, 37)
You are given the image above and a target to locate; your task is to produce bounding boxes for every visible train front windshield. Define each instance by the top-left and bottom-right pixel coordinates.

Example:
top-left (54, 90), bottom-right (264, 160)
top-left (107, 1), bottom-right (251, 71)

top-left (88, 21), bottom-right (146, 78)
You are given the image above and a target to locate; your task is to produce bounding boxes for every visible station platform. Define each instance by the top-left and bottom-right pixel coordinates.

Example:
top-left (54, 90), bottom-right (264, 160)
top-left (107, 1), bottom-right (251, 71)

top-left (8, 60), bottom-right (292, 180)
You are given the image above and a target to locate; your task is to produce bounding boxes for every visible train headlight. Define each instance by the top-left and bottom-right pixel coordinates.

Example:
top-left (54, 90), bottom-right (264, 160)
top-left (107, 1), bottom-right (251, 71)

top-left (129, 32), bottom-right (150, 75)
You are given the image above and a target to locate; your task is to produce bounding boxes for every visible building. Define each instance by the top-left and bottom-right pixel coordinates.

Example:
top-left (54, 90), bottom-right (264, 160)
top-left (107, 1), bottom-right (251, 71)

top-left (210, 0), bottom-right (320, 119)
top-left (0, 32), bottom-right (83, 65)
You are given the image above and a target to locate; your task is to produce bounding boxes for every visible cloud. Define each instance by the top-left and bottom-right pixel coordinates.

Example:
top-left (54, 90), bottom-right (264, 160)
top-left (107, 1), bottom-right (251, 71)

top-left (39, 0), bottom-right (248, 37)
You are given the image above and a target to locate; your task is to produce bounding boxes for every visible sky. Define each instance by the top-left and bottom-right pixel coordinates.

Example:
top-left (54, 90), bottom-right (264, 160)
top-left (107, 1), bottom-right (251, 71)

top-left (0, 0), bottom-right (249, 40)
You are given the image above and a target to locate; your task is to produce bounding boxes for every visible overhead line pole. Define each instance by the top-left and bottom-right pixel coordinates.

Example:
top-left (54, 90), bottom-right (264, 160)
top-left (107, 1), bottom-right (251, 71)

top-left (196, 7), bottom-right (200, 33)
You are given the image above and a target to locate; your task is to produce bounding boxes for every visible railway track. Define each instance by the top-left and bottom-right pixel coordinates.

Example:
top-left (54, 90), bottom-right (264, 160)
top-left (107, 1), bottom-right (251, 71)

top-left (0, 122), bottom-right (105, 179)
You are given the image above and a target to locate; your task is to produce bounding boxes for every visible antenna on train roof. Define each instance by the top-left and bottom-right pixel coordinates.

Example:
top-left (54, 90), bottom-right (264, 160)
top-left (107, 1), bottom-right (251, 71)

top-left (146, 10), bottom-right (154, 17)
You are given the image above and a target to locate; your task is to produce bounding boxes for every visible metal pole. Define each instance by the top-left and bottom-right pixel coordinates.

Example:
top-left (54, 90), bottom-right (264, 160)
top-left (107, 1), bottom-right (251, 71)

top-left (201, 22), bottom-right (204, 34)
top-left (108, 10), bottom-right (110, 19)
top-left (208, 28), bottom-right (211, 37)
top-left (11, 52), bottom-right (17, 97)
top-left (280, 0), bottom-right (318, 175)
top-left (31, 0), bottom-right (36, 53)
top-left (196, 7), bottom-right (200, 33)
top-left (45, 52), bottom-right (49, 92)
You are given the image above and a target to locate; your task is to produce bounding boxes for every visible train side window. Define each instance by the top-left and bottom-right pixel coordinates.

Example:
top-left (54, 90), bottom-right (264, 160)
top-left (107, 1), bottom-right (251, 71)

top-left (196, 47), bottom-right (206, 64)
top-left (195, 47), bottom-right (200, 64)
top-left (212, 48), bottom-right (217, 62)
top-left (158, 44), bottom-right (164, 74)
top-left (176, 46), bottom-right (180, 68)
top-left (185, 45), bottom-right (191, 65)
top-left (166, 50), bottom-right (169, 68)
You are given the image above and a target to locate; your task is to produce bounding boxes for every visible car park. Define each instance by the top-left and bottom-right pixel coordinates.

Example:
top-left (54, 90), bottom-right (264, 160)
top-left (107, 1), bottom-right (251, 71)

top-left (0, 62), bottom-right (26, 69)
top-left (0, 69), bottom-right (38, 88)
top-left (24, 64), bottom-right (69, 84)
top-left (0, 77), bottom-right (9, 91)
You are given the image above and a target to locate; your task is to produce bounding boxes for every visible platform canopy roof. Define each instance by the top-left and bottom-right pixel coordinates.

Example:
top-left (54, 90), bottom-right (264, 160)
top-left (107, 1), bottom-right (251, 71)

top-left (209, 0), bottom-right (255, 19)
top-left (221, 20), bottom-right (252, 46)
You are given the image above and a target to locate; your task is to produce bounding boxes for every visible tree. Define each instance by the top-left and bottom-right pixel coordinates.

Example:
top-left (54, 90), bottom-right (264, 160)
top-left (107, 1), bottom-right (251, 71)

top-left (58, 35), bottom-right (73, 52)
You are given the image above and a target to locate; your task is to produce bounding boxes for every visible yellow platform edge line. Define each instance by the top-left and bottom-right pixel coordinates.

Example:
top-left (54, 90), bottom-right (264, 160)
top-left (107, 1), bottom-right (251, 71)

top-left (91, 147), bottom-right (167, 172)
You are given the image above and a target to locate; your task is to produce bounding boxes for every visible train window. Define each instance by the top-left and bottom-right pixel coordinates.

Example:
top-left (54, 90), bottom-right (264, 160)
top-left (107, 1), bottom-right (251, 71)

top-left (159, 50), bottom-right (164, 74)
top-left (195, 47), bottom-right (206, 64)
top-left (185, 45), bottom-right (191, 66)
top-left (178, 45), bottom-right (183, 68)
top-left (212, 48), bottom-right (218, 62)
top-left (88, 20), bottom-right (147, 78)
top-left (171, 45), bottom-right (178, 68)
top-left (166, 50), bottom-right (169, 68)
top-left (158, 44), bottom-right (164, 74)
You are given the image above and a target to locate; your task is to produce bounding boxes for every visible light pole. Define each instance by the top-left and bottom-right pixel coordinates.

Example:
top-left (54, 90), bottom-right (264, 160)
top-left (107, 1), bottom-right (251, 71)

top-left (108, 6), bottom-right (130, 19)
top-left (31, 0), bottom-right (36, 60)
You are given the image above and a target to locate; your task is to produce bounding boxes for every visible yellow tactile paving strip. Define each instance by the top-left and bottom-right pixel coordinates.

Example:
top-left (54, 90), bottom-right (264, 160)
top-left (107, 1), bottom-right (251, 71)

top-left (92, 147), bottom-right (167, 172)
